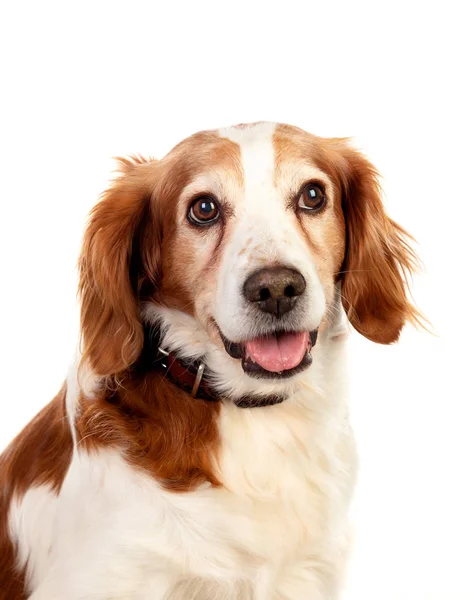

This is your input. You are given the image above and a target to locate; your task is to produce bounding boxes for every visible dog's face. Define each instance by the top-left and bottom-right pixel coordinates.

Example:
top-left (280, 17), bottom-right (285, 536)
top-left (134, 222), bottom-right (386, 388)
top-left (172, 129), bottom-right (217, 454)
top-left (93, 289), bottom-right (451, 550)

top-left (156, 123), bottom-right (345, 381)
top-left (79, 122), bottom-right (419, 396)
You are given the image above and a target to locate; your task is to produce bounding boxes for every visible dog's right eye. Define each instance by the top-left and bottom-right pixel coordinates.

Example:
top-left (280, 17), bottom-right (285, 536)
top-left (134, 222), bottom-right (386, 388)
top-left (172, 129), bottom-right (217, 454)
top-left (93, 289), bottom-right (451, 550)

top-left (188, 196), bottom-right (220, 225)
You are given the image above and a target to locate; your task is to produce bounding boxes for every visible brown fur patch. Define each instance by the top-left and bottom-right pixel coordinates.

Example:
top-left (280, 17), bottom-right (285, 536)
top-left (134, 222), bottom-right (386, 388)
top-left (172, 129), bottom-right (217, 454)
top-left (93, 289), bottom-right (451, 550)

top-left (335, 147), bottom-right (423, 342)
top-left (78, 159), bottom-right (162, 377)
top-left (76, 130), bottom-right (242, 490)
top-left (273, 125), bottom-right (346, 326)
top-left (76, 373), bottom-right (221, 491)
top-left (273, 124), bottom-right (421, 344)
top-left (78, 131), bottom-right (242, 378)
top-left (0, 384), bottom-right (73, 599)
top-left (156, 132), bottom-right (243, 315)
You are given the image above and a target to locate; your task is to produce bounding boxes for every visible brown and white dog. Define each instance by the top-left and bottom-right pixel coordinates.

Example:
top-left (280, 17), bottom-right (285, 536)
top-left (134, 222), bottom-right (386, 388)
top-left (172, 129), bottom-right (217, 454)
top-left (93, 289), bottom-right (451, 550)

top-left (0, 122), bottom-right (420, 599)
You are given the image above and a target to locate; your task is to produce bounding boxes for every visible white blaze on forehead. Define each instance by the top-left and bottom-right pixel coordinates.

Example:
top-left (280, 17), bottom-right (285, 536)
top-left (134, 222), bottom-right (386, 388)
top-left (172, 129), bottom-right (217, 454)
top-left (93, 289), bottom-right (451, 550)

top-left (217, 122), bottom-right (283, 269)
top-left (218, 122), bottom-right (277, 207)
top-left (214, 122), bottom-right (326, 343)
top-left (217, 122), bottom-right (333, 214)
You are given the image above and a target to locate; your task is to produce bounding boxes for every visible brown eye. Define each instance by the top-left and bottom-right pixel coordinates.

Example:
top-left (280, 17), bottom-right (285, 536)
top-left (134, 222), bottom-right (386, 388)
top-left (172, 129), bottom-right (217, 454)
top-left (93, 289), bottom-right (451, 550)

top-left (188, 196), bottom-right (219, 225)
top-left (298, 183), bottom-right (326, 211)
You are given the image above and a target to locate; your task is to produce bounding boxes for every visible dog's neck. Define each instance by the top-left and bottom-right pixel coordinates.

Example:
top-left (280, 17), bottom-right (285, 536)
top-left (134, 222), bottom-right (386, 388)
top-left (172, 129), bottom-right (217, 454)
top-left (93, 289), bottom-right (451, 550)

top-left (134, 323), bottom-right (286, 409)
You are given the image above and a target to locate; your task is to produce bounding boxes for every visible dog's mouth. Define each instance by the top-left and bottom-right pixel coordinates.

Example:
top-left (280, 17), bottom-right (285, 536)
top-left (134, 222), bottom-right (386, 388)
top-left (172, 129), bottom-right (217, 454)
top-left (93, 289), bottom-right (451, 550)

top-left (220, 329), bottom-right (318, 379)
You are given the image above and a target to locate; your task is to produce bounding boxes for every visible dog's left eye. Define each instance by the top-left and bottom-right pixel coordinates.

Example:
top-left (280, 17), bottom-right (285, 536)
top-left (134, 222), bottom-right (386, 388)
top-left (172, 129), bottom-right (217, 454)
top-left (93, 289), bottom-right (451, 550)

top-left (188, 197), bottom-right (220, 225)
top-left (298, 183), bottom-right (326, 211)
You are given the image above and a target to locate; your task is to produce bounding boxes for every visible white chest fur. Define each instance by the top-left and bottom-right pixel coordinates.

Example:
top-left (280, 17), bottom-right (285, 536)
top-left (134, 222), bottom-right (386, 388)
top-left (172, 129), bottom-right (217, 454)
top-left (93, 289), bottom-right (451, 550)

top-left (13, 340), bottom-right (356, 600)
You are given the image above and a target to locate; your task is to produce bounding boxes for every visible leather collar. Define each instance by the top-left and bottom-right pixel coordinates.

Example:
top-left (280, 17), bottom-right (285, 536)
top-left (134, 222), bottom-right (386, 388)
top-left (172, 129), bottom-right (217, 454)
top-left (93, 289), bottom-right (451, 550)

top-left (154, 346), bottom-right (219, 402)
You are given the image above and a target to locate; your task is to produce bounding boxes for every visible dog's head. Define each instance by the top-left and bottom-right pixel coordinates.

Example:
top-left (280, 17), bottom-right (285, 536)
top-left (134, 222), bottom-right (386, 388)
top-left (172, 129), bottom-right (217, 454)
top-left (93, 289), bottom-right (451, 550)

top-left (79, 122), bottom-right (420, 400)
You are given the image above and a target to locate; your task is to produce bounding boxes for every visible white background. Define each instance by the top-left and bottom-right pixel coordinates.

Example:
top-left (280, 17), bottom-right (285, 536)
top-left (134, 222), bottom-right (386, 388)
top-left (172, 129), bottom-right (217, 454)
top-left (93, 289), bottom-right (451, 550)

top-left (1, 2), bottom-right (473, 599)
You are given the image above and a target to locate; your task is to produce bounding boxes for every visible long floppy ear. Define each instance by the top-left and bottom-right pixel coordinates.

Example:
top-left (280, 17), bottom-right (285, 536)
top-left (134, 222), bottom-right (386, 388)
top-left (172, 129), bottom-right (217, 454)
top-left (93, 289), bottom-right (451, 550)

top-left (78, 157), bottom-right (160, 377)
top-left (339, 146), bottom-right (423, 344)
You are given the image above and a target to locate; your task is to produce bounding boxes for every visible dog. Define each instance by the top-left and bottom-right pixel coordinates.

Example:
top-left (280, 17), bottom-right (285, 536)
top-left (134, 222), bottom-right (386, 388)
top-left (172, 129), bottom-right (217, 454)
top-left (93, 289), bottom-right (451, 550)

top-left (0, 122), bottom-right (421, 599)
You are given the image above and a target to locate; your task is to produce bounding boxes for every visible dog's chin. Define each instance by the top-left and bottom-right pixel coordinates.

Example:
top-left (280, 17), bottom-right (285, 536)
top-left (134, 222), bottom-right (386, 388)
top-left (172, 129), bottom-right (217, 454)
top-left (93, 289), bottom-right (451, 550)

top-left (219, 328), bottom-right (318, 380)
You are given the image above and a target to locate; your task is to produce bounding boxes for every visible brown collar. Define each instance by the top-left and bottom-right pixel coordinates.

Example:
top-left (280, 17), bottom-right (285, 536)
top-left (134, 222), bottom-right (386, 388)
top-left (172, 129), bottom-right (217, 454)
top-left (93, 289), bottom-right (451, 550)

top-left (155, 346), bottom-right (219, 402)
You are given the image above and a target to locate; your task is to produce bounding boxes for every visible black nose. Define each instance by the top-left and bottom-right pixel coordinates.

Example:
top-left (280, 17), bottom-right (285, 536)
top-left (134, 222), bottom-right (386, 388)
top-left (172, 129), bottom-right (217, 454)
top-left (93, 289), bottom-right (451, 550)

top-left (243, 267), bottom-right (306, 318)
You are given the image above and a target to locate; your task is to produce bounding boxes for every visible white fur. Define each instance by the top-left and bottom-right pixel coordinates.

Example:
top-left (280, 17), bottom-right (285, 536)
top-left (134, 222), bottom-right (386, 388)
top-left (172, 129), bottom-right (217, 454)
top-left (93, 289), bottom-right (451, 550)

top-left (9, 123), bottom-right (357, 599)
top-left (215, 123), bottom-right (327, 344)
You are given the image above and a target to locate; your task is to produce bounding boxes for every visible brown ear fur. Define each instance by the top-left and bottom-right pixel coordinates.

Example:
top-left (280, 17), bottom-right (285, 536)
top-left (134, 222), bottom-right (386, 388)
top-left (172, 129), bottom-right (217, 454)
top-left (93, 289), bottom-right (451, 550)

top-left (339, 146), bottom-right (422, 344)
top-left (78, 157), bottom-right (160, 377)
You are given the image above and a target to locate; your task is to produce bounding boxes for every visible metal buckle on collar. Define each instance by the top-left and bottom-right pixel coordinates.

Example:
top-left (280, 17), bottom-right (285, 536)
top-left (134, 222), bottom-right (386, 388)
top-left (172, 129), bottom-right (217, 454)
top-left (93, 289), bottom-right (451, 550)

top-left (191, 362), bottom-right (205, 398)
top-left (157, 346), bottom-right (206, 398)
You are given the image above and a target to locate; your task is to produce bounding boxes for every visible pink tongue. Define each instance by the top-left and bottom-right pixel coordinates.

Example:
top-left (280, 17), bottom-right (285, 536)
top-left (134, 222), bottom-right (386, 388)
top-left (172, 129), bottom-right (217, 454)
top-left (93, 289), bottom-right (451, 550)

top-left (245, 332), bottom-right (309, 373)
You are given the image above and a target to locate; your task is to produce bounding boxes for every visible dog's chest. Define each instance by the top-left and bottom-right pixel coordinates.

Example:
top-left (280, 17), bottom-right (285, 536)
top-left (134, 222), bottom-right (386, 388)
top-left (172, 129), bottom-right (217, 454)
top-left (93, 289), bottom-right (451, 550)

top-left (113, 400), bottom-right (349, 571)
top-left (60, 440), bottom-right (347, 586)
top-left (15, 398), bottom-right (355, 598)
top-left (202, 401), bottom-right (354, 567)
